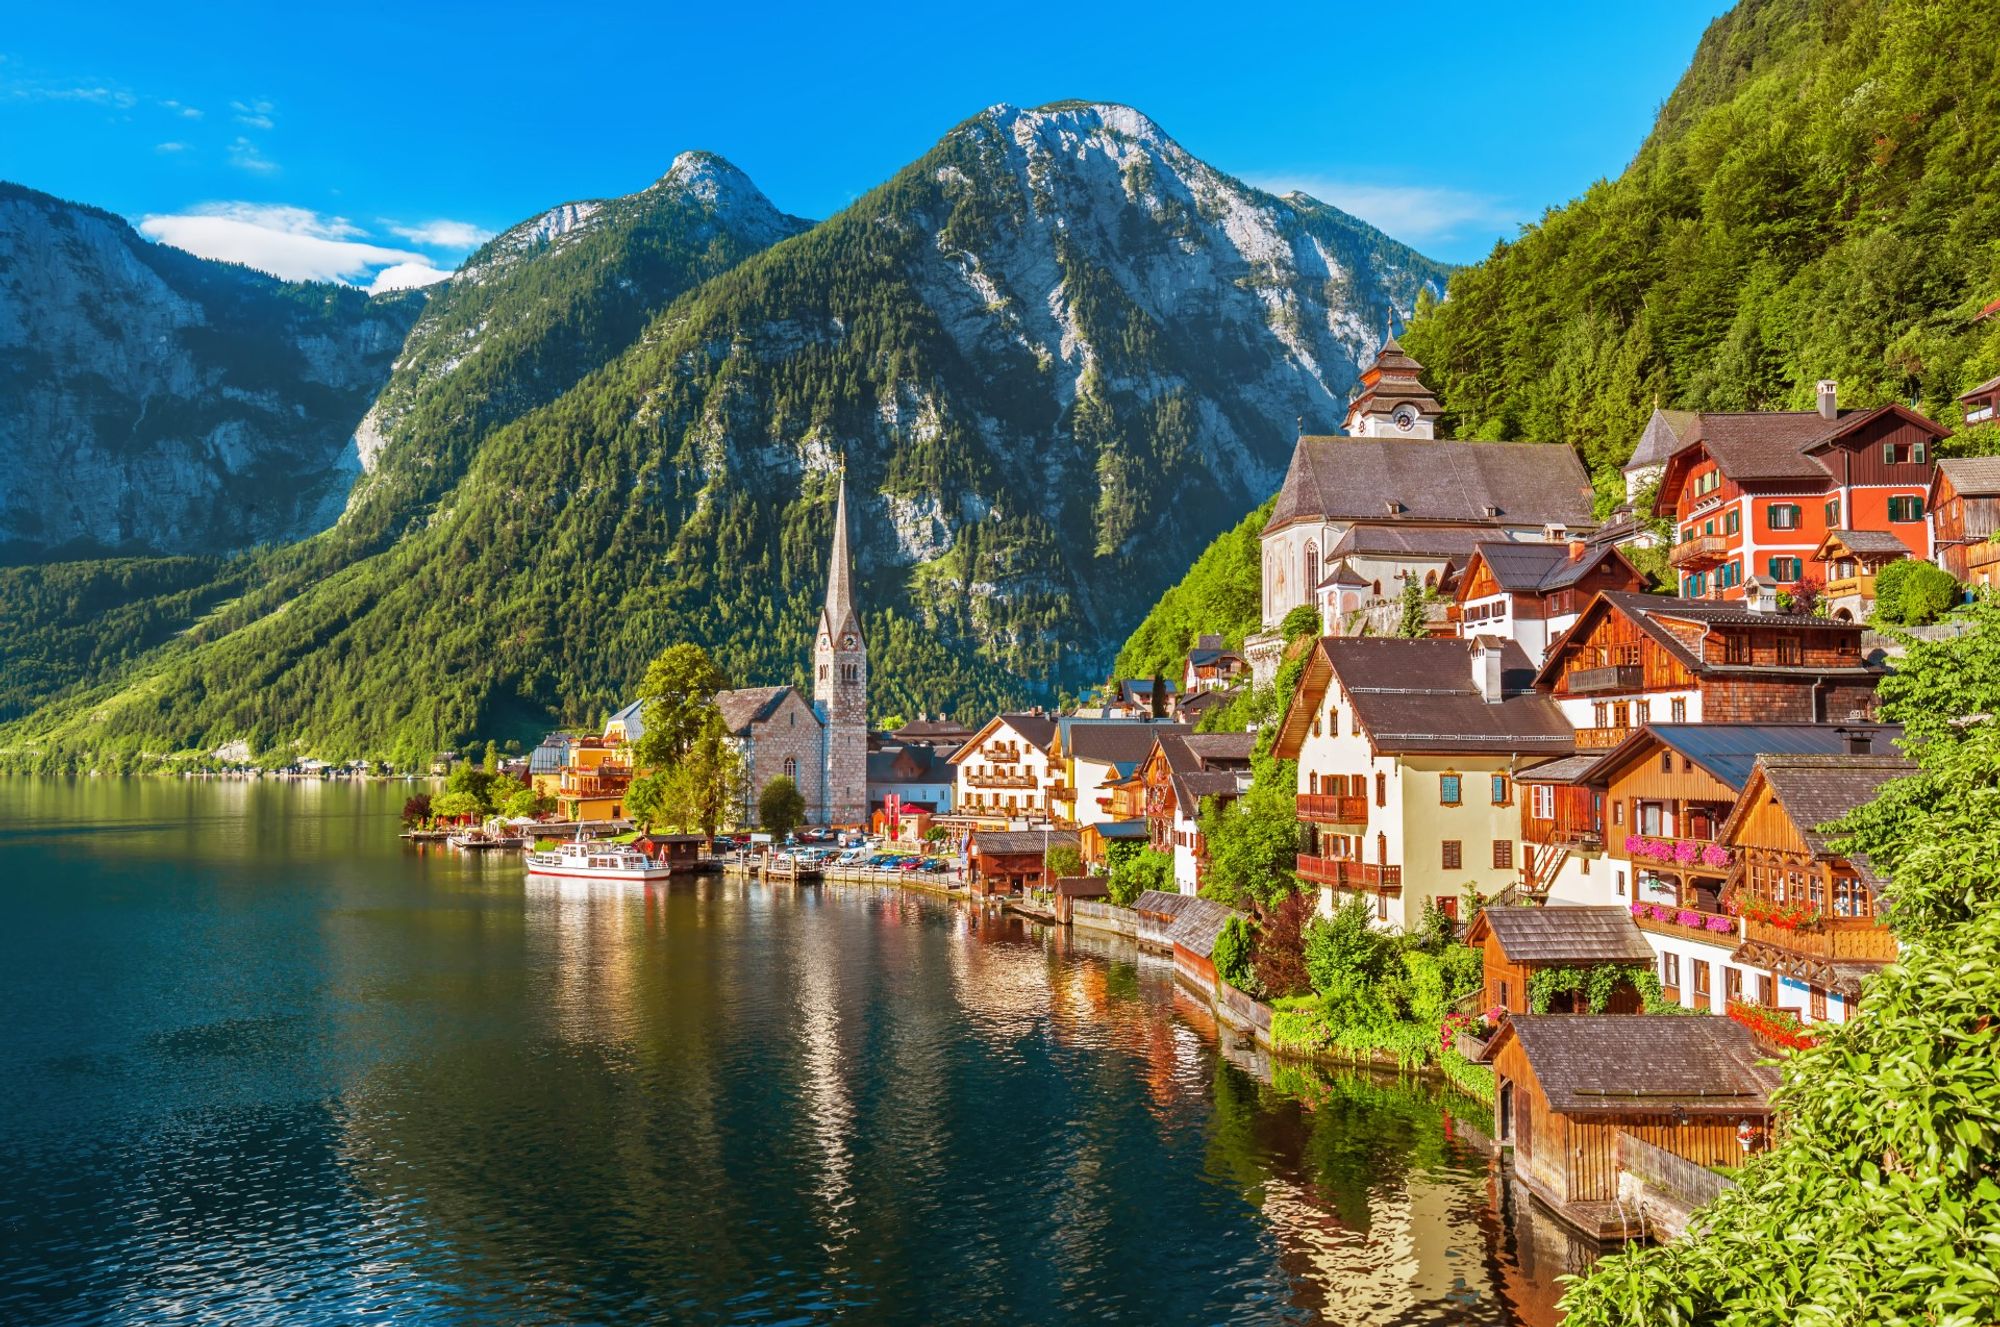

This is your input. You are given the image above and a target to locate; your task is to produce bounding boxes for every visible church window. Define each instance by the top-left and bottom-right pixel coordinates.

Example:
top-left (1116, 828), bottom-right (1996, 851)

top-left (1304, 542), bottom-right (1318, 593)
top-left (784, 757), bottom-right (798, 779)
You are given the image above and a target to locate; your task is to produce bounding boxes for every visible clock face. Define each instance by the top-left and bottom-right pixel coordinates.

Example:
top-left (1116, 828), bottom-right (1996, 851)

top-left (1392, 404), bottom-right (1418, 432)
top-left (819, 634), bottom-right (829, 648)
top-left (842, 634), bottom-right (856, 649)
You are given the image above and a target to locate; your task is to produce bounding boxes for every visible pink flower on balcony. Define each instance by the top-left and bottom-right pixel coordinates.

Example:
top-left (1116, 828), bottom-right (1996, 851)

top-left (1629, 902), bottom-right (1648, 918)
top-left (1701, 844), bottom-right (1732, 868)
top-left (1623, 834), bottom-right (1643, 855)
top-left (1650, 904), bottom-right (1674, 923)
top-left (1673, 840), bottom-right (1699, 865)
top-left (1675, 908), bottom-right (1702, 928)
top-left (1705, 913), bottom-right (1735, 933)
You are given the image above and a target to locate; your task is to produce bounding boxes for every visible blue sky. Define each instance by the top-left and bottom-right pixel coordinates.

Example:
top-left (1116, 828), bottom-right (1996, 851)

top-left (2, 0), bottom-right (1730, 289)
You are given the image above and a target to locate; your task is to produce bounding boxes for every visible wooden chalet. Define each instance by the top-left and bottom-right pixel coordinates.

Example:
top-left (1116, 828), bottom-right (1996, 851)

top-left (1959, 371), bottom-right (2000, 426)
top-left (1479, 1015), bottom-right (1779, 1238)
top-left (1652, 388), bottom-right (1942, 601)
top-left (1717, 752), bottom-right (1912, 1024)
top-left (1465, 906), bottom-right (1655, 1015)
top-left (1534, 591), bottom-right (1884, 751)
top-left (966, 828), bottom-right (1077, 897)
top-left (1139, 732), bottom-right (1254, 894)
top-left (1930, 456), bottom-right (2000, 590)
top-left (1455, 538), bottom-right (1647, 666)
top-left (1810, 528), bottom-right (1912, 620)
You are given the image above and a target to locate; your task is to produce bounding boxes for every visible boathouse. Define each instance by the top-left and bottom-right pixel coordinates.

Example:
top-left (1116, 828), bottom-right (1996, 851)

top-left (1131, 889), bottom-right (1195, 952)
top-left (1166, 896), bottom-right (1235, 996)
top-left (632, 833), bottom-right (708, 873)
top-left (1478, 1014), bottom-right (1778, 1238)
top-left (1051, 876), bottom-right (1110, 925)
top-left (1464, 906), bottom-right (1655, 1015)
top-left (967, 829), bottom-right (1078, 897)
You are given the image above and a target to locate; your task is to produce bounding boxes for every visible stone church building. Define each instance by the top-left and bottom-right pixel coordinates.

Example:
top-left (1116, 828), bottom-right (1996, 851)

top-left (713, 477), bottom-right (870, 827)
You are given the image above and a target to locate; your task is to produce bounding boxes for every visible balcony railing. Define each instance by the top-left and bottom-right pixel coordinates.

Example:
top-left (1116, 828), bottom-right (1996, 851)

top-left (1296, 854), bottom-right (1402, 893)
top-left (1567, 663), bottom-right (1643, 695)
top-left (1296, 792), bottom-right (1368, 824)
top-left (967, 772), bottom-right (1038, 789)
top-left (1621, 834), bottom-right (1733, 873)
top-left (1669, 534), bottom-right (1732, 569)
top-left (1575, 725), bottom-right (1632, 749)
top-left (1742, 915), bottom-right (1898, 963)
top-left (1631, 903), bottom-right (1739, 944)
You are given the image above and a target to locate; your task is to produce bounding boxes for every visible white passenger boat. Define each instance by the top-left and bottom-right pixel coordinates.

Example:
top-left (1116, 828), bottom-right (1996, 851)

top-left (524, 838), bottom-right (672, 882)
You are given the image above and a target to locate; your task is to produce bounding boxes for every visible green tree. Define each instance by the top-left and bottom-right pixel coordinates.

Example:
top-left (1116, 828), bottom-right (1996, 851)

top-left (499, 785), bottom-right (552, 819)
top-left (1211, 914), bottom-right (1257, 992)
top-left (757, 775), bottom-right (806, 841)
top-left (432, 789), bottom-right (483, 820)
top-left (1279, 603), bottom-right (1321, 643)
top-left (1045, 842), bottom-right (1084, 880)
top-left (443, 763), bottom-right (498, 814)
top-left (483, 739), bottom-right (500, 771)
top-left (656, 710), bottom-right (743, 836)
top-left (1870, 559), bottom-right (1963, 627)
top-left (633, 643), bottom-right (731, 769)
top-left (1396, 577), bottom-right (1429, 638)
top-left (1104, 841), bottom-right (1171, 905)
top-left (623, 771), bottom-right (670, 831)
top-left (1196, 753), bottom-right (1302, 908)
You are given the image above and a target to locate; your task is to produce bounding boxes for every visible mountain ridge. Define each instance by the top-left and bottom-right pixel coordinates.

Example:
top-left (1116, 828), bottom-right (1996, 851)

top-left (1, 101), bottom-right (1449, 767)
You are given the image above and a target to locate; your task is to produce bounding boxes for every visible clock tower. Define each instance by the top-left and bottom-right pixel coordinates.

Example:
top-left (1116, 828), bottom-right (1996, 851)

top-left (1340, 334), bottom-right (1442, 438)
top-left (813, 474), bottom-right (869, 825)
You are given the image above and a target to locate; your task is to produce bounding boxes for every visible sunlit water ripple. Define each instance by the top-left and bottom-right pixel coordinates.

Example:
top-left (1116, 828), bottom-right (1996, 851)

top-left (0, 778), bottom-right (1589, 1324)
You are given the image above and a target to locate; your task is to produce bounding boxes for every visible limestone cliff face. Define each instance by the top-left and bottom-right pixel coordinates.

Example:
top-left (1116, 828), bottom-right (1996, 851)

top-left (0, 183), bottom-right (418, 558)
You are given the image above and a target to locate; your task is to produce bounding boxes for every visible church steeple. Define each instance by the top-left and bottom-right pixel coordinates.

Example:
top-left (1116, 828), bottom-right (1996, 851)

top-left (1342, 330), bottom-right (1443, 438)
top-left (820, 473), bottom-right (859, 645)
top-left (814, 471), bottom-right (868, 825)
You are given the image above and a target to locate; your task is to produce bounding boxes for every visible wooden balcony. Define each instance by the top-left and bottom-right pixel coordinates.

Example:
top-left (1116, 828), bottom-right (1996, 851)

top-left (1575, 725), bottom-right (1632, 750)
top-left (1632, 905), bottom-right (1739, 945)
top-left (1296, 792), bottom-right (1368, 825)
top-left (1669, 533), bottom-right (1732, 569)
top-left (1621, 835), bottom-right (1733, 874)
top-left (1743, 915), bottom-right (1898, 963)
top-left (1296, 854), bottom-right (1402, 893)
top-left (967, 772), bottom-right (1038, 789)
top-left (1822, 572), bottom-right (1876, 602)
top-left (1567, 663), bottom-right (1643, 695)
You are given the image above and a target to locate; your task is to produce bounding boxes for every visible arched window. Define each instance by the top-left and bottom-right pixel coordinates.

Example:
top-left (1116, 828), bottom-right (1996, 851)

top-left (1424, 569), bottom-right (1437, 589)
top-left (784, 757), bottom-right (798, 780)
top-left (1372, 580), bottom-right (1383, 596)
top-left (1304, 541), bottom-right (1319, 594)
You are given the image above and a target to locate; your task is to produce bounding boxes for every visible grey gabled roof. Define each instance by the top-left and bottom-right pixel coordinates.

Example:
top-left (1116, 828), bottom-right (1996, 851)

top-left (1471, 906), bottom-right (1654, 964)
top-left (1737, 752), bottom-right (1914, 866)
top-left (971, 829), bottom-right (1079, 856)
top-left (1323, 637), bottom-right (1574, 755)
top-left (1166, 897), bottom-right (1237, 959)
top-left (1266, 437), bottom-right (1595, 533)
top-left (607, 697), bottom-right (646, 743)
top-left (1623, 407), bottom-right (1698, 472)
top-left (1936, 455), bottom-right (2000, 498)
top-left (1068, 720), bottom-right (1190, 765)
top-left (1486, 1015), bottom-right (1781, 1115)
top-left (714, 685), bottom-right (813, 736)
top-left (1132, 889), bottom-right (1195, 920)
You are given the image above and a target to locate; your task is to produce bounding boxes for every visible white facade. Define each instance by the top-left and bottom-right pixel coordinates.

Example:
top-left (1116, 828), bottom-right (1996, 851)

top-left (1293, 677), bottom-right (1529, 931)
top-left (1550, 689), bottom-right (1703, 734)
top-left (952, 720), bottom-right (1055, 823)
top-left (1459, 594), bottom-right (1588, 669)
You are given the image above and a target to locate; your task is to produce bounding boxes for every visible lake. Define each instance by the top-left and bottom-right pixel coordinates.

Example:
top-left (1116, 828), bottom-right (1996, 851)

top-left (0, 778), bottom-right (1593, 1324)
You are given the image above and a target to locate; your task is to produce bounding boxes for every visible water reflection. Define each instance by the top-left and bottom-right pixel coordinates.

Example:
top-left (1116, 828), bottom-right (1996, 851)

top-left (0, 779), bottom-right (1588, 1325)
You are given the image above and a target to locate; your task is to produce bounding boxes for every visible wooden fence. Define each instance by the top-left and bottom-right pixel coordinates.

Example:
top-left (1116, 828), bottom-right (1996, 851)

top-left (1070, 900), bottom-right (1137, 938)
top-left (1614, 1129), bottom-right (1738, 1240)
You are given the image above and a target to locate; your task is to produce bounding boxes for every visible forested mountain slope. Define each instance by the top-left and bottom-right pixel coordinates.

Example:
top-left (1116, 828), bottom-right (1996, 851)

top-left (1403, 0), bottom-right (2000, 503)
top-left (3, 103), bottom-right (1445, 767)
top-left (0, 184), bottom-right (418, 559)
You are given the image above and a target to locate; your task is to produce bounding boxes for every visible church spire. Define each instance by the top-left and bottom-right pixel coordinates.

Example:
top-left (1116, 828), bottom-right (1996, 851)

top-left (821, 472), bottom-right (859, 643)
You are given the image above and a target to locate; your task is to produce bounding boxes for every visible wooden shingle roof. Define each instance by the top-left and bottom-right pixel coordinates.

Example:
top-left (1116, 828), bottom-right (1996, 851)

top-left (1480, 1015), bottom-right (1780, 1116)
top-left (1466, 906), bottom-right (1654, 964)
top-left (1166, 897), bottom-right (1237, 958)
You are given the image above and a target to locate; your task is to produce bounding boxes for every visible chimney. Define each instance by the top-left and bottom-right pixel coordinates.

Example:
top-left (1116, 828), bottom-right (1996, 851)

top-left (1472, 640), bottom-right (1504, 703)
top-left (1816, 379), bottom-right (1838, 421)
top-left (1743, 576), bottom-right (1779, 615)
top-left (1844, 728), bottom-right (1874, 755)
top-left (1567, 535), bottom-right (1587, 562)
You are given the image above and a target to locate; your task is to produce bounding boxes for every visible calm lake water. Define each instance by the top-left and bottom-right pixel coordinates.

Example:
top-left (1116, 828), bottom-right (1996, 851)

top-left (0, 778), bottom-right (1593, 1325)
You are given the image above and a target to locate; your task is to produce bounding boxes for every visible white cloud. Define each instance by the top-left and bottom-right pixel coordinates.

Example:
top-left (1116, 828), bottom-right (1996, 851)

top-left (161, 99), bottom-right (202, 119)
top-left (228, 135), bottom-right (278, 174)
top-left (139, 202), bottom-right (450, 291)
top-left (385, 218), bottom-right (495, 250)
top-left (1249, 175), bottom-right (1521, 247)
top-left (155, 141), bottom-right (188, 153)
top-left (368, 262), bottom-right (455, 294)
top-left (230, 98), bottom-right (275, 129)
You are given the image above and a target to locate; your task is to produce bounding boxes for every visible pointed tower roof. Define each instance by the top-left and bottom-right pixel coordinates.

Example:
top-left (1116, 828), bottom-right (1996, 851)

top-left (820, 474), bottom-right (861, 643)
top-left (1342, 332), bottom-right (1442, 434)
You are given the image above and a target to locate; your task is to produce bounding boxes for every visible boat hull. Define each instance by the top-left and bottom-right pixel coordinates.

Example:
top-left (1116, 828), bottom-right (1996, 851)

top-left (525, 865), bottom-right (674, 883)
